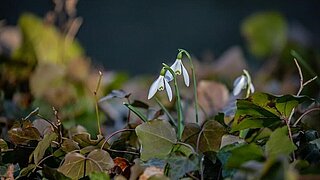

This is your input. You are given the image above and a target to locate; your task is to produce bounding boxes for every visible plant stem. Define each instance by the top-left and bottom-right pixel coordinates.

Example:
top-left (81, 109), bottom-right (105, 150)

top-left (163, 63), bottom-right (183, 140)
top-left (179, 49), bottom-right (199, 124)
top-left (155, 97), bottom-right (177, 128)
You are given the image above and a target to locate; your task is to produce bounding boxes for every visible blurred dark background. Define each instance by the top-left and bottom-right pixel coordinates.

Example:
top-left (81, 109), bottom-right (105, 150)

top-left (1, 0), bottom-right (320, 75)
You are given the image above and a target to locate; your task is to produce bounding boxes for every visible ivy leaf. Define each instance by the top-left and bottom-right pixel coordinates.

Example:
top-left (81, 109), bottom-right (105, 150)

top-left (265, 127), bottom-right (297, 158)
top-left (72, 132), bottom-right (108, 149)
top-left (135, 119), bottom-right (177, 161)
top-left (231, 92), bottom-right (312, 132)
top-left (8, 125), bottom-right (41, 145)
top-left (226, 143), bottom-right (264, 168)
top-left (167, 154), bottom-right (200, 180)
top-left (32, 132), bottom-right (58, 165)
top-left (58, 149), bottom-right (114, 179)
top-left (182, 120), bottom-right (226, 153)
top-left (61, 139), bottom-right (80, 153)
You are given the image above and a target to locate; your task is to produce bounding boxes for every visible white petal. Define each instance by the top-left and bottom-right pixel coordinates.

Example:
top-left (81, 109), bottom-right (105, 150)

top-left (148, 76), bottom-right (162, 99)
top-left (249, 83), bottom-right (255, 93)
top-left (181, 63), bottom-right (190, 87)
top-left (171, 59), bottom-right (182, 75)
top-left (233, 75), bottom-right (246, 96)
top-left (165, 71), bottom-right (173, 82)
top-left (233, 75), bottom-right (243, 87)
top-left (164, 79), bottom-right (173, 101)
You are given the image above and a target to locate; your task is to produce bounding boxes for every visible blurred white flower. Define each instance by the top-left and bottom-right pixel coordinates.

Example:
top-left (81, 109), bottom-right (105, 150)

top-left (165, 58), bottom-right (190, 87)
top-left (233, 70), bottom-right (255, 96)
top-left (148, 69), bottom-right (173, 101)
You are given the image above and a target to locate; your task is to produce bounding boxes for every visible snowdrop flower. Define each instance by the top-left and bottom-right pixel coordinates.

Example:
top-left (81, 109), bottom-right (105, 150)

top-left (233, 69), bottom-right (255, 96)
top-left (148, 68), bottom-right (173, 101)
top-left (165, 52), bottom-right (190, 87)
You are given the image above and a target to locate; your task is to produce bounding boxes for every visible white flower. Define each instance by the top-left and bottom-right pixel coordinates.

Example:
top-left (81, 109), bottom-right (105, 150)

top-left (148, 74), bottom-right (173, 101)
top-left (165, 59), bottom-right (190, 87)
top-left (233, 70), bottom-right (255, 96)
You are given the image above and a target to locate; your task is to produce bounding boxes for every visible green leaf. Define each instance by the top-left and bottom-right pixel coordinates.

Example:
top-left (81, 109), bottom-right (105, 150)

top-left (88, 171), bottom-right (110, 180)
top-left (58, 149), bottom-right (114, 179)
top-left (231, 92), bottom-right (311, 132)
top-left (226, 143), bottom-right (264, 168)
top-left (167, 154), bottom-right (199, 180)
top-left (72, 133), bottom-right (108, 149)
top-left (241, 11), bottom-right (287, 57)
top-left (265, 127), bottom-right (297, 158)
top-left (135, 119), bottom-right (177, 161)
top-left (32, 132), bottom-right (58, 165)
top-left (182, 121), bottom-right (226, 152)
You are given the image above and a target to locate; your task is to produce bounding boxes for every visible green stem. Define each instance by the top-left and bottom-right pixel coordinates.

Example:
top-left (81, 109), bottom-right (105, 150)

top-left (123, 103), bottom-right (148, 122)
top-left (163, 63), bottom-right (183, 140)
top-left (155, 97), bottom-right (177, 128)
top-left (179, 49), bottom-right (199, 124)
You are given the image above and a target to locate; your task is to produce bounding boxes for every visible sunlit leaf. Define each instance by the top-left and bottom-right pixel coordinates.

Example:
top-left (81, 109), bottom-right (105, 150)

top-left (265, 127), bottom-right (297, 158)
top-left (58, 149), bottom-right (114, 179)
top-left (231, 92), bottom-right (312, 132)
top-left (135, 119), bottom-right (177, 161)
top-left (32, 132), bottom-right (58, 165)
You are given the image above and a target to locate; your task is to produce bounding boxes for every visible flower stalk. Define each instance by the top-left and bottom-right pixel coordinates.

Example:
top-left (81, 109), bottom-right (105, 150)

top-left (163, 63), bottom-right (184, 140)
top-left (178, 49), bottom-right (199, 124)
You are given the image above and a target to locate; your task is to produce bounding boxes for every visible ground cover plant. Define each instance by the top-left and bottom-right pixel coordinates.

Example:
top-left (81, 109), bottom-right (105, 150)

top-left (1, 2), bottom-right (320, 180)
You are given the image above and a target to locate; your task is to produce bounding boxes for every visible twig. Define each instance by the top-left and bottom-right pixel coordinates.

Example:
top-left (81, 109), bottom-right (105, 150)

top-left (100, 129), bottom-right (135, 149)
top-left (106, 148), bottom-right (139, 156)
top-left (293, 107), bottom-right (320, 127)
top-left (175, 142), bottom-right (196, 154)
top-left (286, 59), bottom-right (317, 161)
